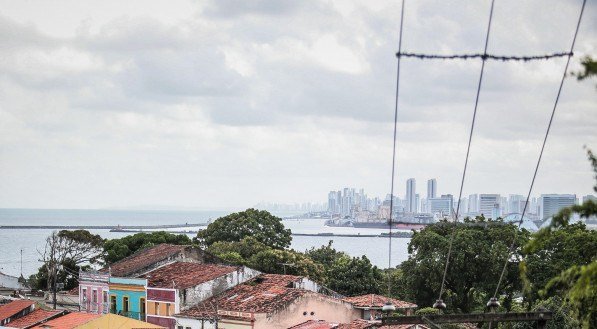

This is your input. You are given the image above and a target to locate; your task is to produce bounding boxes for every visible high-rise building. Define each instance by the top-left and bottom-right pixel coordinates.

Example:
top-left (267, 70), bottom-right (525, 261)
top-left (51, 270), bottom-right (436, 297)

top-left (508, 194), bottom-right (525, 214)
top-left (406, 178), bottom-right (416, 213)
top-left (427, 179), bottom-right (437, 199)
top-left (479, 194), bottom-right (500, 219)
top-left (540, 194), bottom-right (576, 220)
top-left (429, 194), bottom-right (454, 217)
top-left (327, 191), bottom-right (338, 214)
top-left (415, 194), bottom-right (420, 213)
top-left (468, 194), bottom-right (479, 214)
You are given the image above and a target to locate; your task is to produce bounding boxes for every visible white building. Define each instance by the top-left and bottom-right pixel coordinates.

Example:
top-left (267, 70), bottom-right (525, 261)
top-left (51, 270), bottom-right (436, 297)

top-left (428, 195), bottom-right (453, 218)
top-left (479, 194), bottom-right (501, 220)
top-left (468, 194), bottom-right (479, 214)
top-left (406, 178), bottom-right (416, 213)
top-left (540, 194), bottom-right (576, 220)
top-left (427, 179), bottom-right (437, 199)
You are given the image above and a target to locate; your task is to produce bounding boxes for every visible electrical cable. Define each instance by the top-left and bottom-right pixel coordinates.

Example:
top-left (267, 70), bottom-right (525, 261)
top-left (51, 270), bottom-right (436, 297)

top-left (437, 0), bottom-right (496, 304)
top-left (387, 0), bottom-right (406, 300)
top-left (491, 0), bottom-right (587, 300)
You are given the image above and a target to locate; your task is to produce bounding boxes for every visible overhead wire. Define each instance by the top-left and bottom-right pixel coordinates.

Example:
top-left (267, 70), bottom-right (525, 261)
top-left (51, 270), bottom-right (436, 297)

top-left (387, 0), bottom-right (406, 300)
top-left (436, 0), bottom-right (496, 306)
top-left (396, 51), bottom-right (572, 61)
top-left (491, 0), bottom-right (588, 300)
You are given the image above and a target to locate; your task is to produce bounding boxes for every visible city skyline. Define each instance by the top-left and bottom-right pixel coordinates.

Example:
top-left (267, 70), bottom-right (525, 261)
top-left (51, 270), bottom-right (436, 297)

top-left (0, 0), bottom-right (595, 209)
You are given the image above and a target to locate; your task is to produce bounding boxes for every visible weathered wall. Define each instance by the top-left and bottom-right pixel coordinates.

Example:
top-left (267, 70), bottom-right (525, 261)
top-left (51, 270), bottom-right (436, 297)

top-left (0, 272), bottom-right (25, 290)
top-left (180, 266), bottom-right (260, 310)
top-left (173, 317), bottom-right (217, 329)
top-left (255, 293), bottom-right (359, 329)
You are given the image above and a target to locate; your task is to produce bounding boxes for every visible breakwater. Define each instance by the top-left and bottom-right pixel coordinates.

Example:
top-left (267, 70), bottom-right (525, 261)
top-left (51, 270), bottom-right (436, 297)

top-left (0, 223), bottom-right (206, 230)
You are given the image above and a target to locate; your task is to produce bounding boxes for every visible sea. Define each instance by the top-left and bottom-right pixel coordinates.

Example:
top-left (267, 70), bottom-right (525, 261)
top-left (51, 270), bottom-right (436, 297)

top-left (0, 208), bottom-right (410, 277)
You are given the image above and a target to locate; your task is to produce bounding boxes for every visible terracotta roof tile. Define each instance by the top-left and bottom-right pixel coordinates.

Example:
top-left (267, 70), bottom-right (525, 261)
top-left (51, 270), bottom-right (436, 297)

top-left (0, 300), bottom-right (35, 322)
top-left (31, 312), bottom-right (100, 329)
top-left (5, 309), bottom-right (64, 328)
top-left (178, 274), bottom-right (307, 319)
top-left (378, 325), bottom-right (430, 329)
top-left (107, 244), bottom-right (186, 277)
top-left (288, 319), bottom-right (338, 329)
top-left (336, 319), bottom-right (374, 329)
top-left (342, 295), bottom-right (417, 309)
top-left (143, 262), bottom-right (238, 289)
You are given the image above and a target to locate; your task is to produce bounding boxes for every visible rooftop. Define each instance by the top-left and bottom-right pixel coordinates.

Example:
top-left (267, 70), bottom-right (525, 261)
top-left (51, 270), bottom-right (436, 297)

top-left (0, 300), bottom-right (35, 322)
top-left (177, 274), bottom-right (308, 318)
top-left (107, 244), bottom-right (187, 277)
top-left (289, 320), bottom-right (339, 329)
top-left (143, 262), bottom-right (238, 289)
top-left (31, 312), bottom-right (100, 329)
top-left (5, 309), bottom-right (64, 328)
top-left (336, 319), bottom-right (373, 329)
top-left (342, 294), bottom-right (417, 309)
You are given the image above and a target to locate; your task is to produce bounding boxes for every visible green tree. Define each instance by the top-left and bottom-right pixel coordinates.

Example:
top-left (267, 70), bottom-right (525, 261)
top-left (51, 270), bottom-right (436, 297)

top-left (104, 231), bottom-right (191, 264)
top-left (398, 218), bottom-right (530, 313)
top-left (521, 222), bottom-right (597, 302)
top-left (305, 240), bottom-right (347, 268)
top-left (29, 258), bottom-right (90, 291)
top-left (248, 249), bottom-right (325, 283)
top-left (327, 255), bottom-right (383, 297)
top-left (196, 208), bottom-right (291, 249)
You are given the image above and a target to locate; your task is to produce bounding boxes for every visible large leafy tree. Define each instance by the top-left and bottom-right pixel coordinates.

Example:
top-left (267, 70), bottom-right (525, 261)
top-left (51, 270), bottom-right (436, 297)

top-left (196, 208), bottom-right (291, 249)
top-left (327, 255), bottom-right (383, 297)
top-left (398, 218), bottom-right (530, 313)
top-left (248, 248), bottom-right (325, 283)
top-left (104, 231), bottom-right (192, 264)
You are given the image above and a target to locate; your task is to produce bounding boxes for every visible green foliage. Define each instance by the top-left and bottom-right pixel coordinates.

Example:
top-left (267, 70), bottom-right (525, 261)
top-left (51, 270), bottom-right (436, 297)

top-left (398, 218), bottom-right (530, 313)
top-left (207, 236), bottom-right (269, 261)
top-left (380, 268), bottom-right (407, 300)
top-left (415, 307), bottom-right (440, 316)
top-left (326, 255), bottom-right (383, 296)
top-left (522, 222), bottom-right (597, 302)
top-left (104, 231), bottom-right (192, 264)
top-left (511, 297), bottom-right (581, 329)
top-left (541, 262), bottom-right (597, 328)
top-left (305, 240), bottom-right (347, 268)
top-left (29, 258), bottom-right (90, 291)
top-left (197, 208), bottom-right (291, 249)
top-left (248, 248), bottom-right (325, 283)
top-left (572, 56), bottom-right (597, 86)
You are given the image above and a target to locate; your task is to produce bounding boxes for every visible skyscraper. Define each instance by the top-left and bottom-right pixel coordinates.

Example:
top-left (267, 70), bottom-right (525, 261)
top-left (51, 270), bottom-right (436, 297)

top-left (406, 178), bottom-right (416, 213)
top-left (427, 179), bottom-right (437, 199)
top-left (540, 194), bottom-right (576, 220)
top-left (479, 194), bottom-right (500, 219)
top-left (468, 194), bottom-right (479, 214)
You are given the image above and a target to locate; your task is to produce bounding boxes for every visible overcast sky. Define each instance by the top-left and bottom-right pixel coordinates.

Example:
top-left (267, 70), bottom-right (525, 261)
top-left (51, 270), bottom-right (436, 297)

top-left (0, 0), bottom-right (595, 209)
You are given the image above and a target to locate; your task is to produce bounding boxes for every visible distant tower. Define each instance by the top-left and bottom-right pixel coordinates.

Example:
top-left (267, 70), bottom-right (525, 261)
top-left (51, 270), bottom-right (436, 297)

top-left (427, 179), bottom-right (437, 199)
top-left (406, 178), bottom-right (416, 213)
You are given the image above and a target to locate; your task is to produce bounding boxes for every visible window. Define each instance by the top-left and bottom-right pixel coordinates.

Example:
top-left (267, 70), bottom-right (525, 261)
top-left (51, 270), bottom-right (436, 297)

top-left (166, 303), bottom-right (171, 316)
top-left (178, 327), bottom-right (183, 329)
top-left (92, 290), bottom-right (98, 303)
top-left (123, 296), bottom-right (129, 313)
top-left (155, 302), bottom-right (160, 315)
top-left (103, 291), bottom-right (108, 303)
top-left (81, 288), bottom-right (87, 309)
top-left (110, 295), bottom-right (117, 313)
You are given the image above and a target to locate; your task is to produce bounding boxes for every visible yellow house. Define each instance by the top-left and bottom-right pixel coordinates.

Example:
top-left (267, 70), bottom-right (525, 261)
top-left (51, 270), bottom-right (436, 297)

top-left (76, 313), bottom-right (165, 329)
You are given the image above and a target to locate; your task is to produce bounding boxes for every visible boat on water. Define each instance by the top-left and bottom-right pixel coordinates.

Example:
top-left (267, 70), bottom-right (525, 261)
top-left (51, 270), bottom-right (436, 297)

top-left (326, 213), bottom-right (435, 230)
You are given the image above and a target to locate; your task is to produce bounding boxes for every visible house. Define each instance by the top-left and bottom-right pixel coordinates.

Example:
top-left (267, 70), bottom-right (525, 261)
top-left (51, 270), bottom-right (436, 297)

top-left (174, 274), bottom-right (360, 329)
top-left (142, 262), bottom-right (260, 329)
top-left (342, 295), bottom-right (417, 321)
top-left (0, 273), bottom-right (26, 291)
top-left (78, 271), bottom-right (109, 314)
top-left (3, 309), bottom-right (65, 329)
top-left (28, 312), bottom-right (166, 329)
top-left (108, 277), bottom-right (147, 321)
top-left (0, 300), bottom-right (35, 326)
top-left (106, 244), bottom-right (221, 278)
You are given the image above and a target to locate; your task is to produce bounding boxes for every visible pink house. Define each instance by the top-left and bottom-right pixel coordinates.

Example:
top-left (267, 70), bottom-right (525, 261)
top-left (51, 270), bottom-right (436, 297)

top-left (78, 271), bottom-right (110, 314)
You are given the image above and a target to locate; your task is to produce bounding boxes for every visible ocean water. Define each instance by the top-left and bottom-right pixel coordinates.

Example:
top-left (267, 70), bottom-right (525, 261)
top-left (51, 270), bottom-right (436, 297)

top-left (0, 209), bottom-right (410, 277)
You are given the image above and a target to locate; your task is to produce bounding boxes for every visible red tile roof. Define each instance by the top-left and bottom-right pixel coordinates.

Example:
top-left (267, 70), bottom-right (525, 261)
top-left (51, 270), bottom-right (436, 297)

top-left (5, 309), bottom-right (65, 328)
top-left (107, 244), bottom-right (187, 277)
top-left (336, 319), bottom-right (373, 329)
top-left (0, 300), bottom-right (35, 322)
top-left (178, 274), bottom-right (307, 319)
top-left (289, 320), bottom-right (338, 329)
top-left (379, 325), bottom-right (430, 329)
top-left (342, 294), bottom-right (417, 309)
top-left (31, 312), bottom-right (100, 329)
top-left (143, 262), bottom-right (238, 289)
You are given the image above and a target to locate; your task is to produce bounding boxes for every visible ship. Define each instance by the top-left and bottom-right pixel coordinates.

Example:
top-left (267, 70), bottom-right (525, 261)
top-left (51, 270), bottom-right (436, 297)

top-left (327, 214), bottom-right (436, 230)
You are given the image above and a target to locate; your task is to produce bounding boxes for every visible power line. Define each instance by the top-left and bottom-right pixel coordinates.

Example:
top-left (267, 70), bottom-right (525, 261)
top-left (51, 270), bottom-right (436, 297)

top-left (436, 0), bottom-right (496, 307)
top-left (491, 0), bottom-right (587, 300)
top-left (396, 51), bottom-right (572, 61)
top-left (387, 0), bottom-right (406, 302)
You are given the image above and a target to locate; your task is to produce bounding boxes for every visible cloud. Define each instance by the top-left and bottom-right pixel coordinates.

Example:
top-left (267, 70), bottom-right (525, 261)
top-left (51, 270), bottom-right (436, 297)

top-left (0, 0), bottom-right (595, 209)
